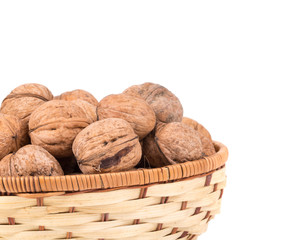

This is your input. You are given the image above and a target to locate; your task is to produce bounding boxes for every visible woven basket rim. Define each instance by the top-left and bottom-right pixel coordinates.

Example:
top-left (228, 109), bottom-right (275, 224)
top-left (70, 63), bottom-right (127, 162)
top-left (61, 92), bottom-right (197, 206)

top-left (0, 141), bottom-right (228, 194)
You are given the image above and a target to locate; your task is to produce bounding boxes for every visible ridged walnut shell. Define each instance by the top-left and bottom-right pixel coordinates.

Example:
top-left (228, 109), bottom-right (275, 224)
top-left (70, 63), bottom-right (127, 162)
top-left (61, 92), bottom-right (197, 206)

top-left (182, 117), bottom-right (212, 140)
top-left (29, 100), bottom-right (94, 158)
top-left (72, 100), bottom-right (98, 123)
top-left (0, 113), bottom-right (29, 160)
top-left (97, 94), bottom-right (156, 140)
top-left (55, 89), bottom-right (98, 106)
top-left (182, 117), bottom-right (215, 156)
top-left (73, 118), bottom-right (142, 173)
top-left (123, 82), bottom-right (183, 123)
top-left (0, 145), bottom-right (64, 177)
top-left (0, 83), bottom-right (53, 125)
top-left (143, 122), bottom-right (203, 167)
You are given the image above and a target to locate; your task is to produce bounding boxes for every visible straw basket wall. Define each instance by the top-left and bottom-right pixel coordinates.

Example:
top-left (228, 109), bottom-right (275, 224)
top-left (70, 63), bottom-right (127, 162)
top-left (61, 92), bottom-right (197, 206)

top-left (0, 141), bottom-right (228, 240)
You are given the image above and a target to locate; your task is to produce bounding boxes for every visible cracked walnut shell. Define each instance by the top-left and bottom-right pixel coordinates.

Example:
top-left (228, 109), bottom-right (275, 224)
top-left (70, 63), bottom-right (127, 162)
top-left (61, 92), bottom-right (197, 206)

top-left (29, 100), bottom-right (95, 158)
top-left (72, 118), bottom-right (142, 173)
top-left (97, 94), bottom-right (156, 140)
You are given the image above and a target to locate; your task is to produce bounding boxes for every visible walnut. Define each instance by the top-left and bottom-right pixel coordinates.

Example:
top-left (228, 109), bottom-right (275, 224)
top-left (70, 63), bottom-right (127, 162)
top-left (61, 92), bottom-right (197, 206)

top-left (0, 145), bottom-right (64, 177)
top-left (123, 82), bottom-right (183, 123)
top-left (55, 89), bottom-right (98, 106)
top-left (0, 83), bottom-right (53, 125)
top-left (0, 83), bottom-right (53, 144)
top-left (72, 118), bottom-right (142, 173)
top-left (0, 154), bottom-right (13, 176)
top-left (97, 94), bottom-right (156, 140)
top-left (0, 113), bottom-right (29, 160)
top-left (72, 100), bottom-right (98, 123)
top-left (199, 135), bottom-right (216, 156)
top-left (143, 122), bottom-right (203, 167)
top-left (182, 117), bottom-right (215, 156)
top-left (182, 117), bottom-right (212, 140)
top-left (29, 100), bottom-right (94, 158)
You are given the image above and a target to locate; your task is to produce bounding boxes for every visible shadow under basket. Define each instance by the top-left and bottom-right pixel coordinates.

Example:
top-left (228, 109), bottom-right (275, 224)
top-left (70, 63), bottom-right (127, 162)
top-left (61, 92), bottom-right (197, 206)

top-left (0, 141), bottom-right (228, 240)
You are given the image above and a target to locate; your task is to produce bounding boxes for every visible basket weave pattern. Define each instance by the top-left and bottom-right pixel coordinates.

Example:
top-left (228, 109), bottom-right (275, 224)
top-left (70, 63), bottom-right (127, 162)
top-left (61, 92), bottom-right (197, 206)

top-left (0, 142), bottom-right (228, 240)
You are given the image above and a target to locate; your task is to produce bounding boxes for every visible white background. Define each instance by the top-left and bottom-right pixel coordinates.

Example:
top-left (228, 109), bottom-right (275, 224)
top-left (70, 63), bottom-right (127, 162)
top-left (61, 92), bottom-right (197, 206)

top-left (0, 1), bottom-right (286, 239)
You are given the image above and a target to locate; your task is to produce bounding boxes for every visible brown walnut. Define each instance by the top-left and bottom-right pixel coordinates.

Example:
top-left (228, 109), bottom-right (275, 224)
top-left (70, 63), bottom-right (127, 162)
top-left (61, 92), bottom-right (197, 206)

top-left (0, 145), bottom-right (64, 177)
top-left (72, 118), bottom-right (142, 173)
top-left (72, 100), bottom-right (98, 123)
top-left (97, 94), bottom-right (156, 140)
top-left (182, 117), bottom-right (212, 140)
top-left (55, 89), bottom-right (98, 106)
top-left (0, 83), bottom-right (53, 125)
top-left (0, 113), bottom-right (28, 160)
top-left (182, 117), bottom-right (215, 156)
top-left (29, 100), bottom-right (94, 158)
top-left (123, 82), bottom-right (183, 123)
top-left (0, 154), bottom-right (13, 176)
top-left (143, 122), bottom-right (203, 167)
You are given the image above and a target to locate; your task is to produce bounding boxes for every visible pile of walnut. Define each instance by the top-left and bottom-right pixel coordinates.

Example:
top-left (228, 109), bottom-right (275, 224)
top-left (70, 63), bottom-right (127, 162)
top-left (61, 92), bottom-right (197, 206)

top-left (0, 83), bottom-right (216, 177)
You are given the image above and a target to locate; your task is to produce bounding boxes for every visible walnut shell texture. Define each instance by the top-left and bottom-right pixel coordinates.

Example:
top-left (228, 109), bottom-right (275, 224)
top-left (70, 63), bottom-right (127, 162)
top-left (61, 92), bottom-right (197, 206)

top-left (97, 94), bottom-right (156, 140)
top-left (141, 130), bottom-right (170, 168)
top-left (123, 82), bottom-right (183, 123)
top-left (0, 113), bottom-right (29, 160)
top-left (182, 117), bottom-right (215, 156)
top-left (55, 89), bottom-right (98, 106)
top-left (29, 100), bottom-right (94, 158)
top-left (73, 118), bottom-right (142, 173)
top-left (182, 117), bottom-right (212, 140)
top-left (0, 154), bottom-right (13, 176)
top-left (199, 134), bottom-right (216, 156)
top-left (143, 122), bottom-right (203, 167)
top-left (72, 99), bottom-right (98, 123)
top-left (0, 83), bottom-right (53, 125)
top-left (0, 145), bottom-right (64, 177)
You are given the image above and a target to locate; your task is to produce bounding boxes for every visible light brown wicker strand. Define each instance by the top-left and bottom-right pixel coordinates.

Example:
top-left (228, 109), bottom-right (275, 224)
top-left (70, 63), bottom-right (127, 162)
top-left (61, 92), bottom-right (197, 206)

top-left (66, 207), bottom-right (76, 239)
top-left (133, 187), bottom-right (148, 225)
top-left (37, 197), bottom-right (45, 231)
top-left (156, 196), bottom-right (169, 231)
top-left (178, 200), bottom-right (190, 239)
top-left (187, 173), bottom-right (214, 240)
top-left (98, 213), bottom-right (110, 240)
top-left (206, 186), bottom-right (223, 225)
top-left (204, 173), bottom-right (212, 221)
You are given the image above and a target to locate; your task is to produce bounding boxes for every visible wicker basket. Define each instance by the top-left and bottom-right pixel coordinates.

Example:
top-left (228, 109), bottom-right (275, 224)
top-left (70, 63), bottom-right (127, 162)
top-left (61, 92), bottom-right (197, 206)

top-left (0, 141), bottom-right (228, 240)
